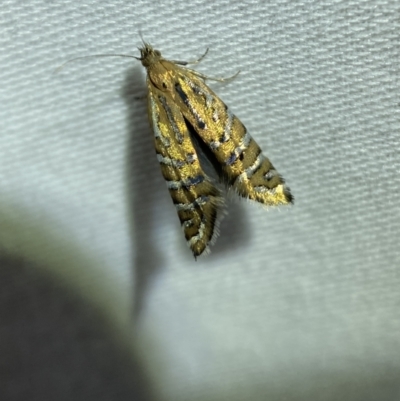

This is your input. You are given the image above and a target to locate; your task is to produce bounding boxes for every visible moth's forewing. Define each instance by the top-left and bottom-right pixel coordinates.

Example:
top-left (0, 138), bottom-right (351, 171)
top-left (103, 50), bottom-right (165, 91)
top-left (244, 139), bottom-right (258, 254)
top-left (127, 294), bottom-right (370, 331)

top-left (141, 43), bottom-right (292, 257)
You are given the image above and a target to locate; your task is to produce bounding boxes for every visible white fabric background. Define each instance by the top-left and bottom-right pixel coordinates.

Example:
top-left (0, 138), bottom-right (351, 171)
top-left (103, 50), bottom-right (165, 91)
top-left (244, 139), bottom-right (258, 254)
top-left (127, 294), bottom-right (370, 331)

top-left (1, 0), bottom-right (400, 400)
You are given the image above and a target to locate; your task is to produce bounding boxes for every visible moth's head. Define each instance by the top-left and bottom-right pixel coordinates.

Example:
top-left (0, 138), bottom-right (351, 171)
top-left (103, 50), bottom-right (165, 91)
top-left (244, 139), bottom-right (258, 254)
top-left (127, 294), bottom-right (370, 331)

top-left (138, 43), bottom-right (162, 67)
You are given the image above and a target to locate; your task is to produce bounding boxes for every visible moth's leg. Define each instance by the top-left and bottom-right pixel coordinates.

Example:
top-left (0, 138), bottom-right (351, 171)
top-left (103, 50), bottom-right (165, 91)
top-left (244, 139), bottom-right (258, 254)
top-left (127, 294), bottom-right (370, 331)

top-left (172, 48), bottom-right (209, 66)
top-left (189, 69), bottom-right (241, 83)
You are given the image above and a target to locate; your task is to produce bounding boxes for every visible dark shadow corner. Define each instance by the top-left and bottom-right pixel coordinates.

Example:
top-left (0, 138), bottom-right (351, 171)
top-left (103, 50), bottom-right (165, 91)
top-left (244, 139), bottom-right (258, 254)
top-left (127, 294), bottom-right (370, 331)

top-left (0, 252), bottom-right (157, 401)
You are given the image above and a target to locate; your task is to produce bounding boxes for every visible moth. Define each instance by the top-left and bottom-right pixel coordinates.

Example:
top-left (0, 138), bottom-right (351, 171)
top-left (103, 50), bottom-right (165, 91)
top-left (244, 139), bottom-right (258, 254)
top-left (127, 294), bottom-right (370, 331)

top-left (137, 42), bottom-right (293, 257)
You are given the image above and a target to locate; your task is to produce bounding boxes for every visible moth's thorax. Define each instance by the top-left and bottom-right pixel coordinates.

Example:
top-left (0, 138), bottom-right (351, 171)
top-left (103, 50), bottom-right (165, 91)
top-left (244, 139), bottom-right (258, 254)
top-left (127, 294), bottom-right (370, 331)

top-left (139, 44), bottom-right (175, 92)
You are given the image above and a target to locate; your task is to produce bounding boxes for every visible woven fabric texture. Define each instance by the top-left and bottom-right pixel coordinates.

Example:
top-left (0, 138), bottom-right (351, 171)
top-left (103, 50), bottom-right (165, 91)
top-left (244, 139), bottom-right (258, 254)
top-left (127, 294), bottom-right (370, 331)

top-left (1, 1), bottom-right (399, 400)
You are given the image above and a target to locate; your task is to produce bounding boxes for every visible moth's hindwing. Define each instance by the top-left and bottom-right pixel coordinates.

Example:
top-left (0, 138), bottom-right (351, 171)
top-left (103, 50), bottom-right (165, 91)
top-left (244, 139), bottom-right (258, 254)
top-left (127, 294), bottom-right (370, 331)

top-left (147, 78), bottom-right (224, 257)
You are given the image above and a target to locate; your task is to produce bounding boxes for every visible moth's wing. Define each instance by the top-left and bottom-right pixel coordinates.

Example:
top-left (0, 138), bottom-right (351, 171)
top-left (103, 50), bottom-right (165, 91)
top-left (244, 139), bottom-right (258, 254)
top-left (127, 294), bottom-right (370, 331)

top-left (147, 78), bottom-right (224, 257)
top-left (165, 63), bottom-right (293, 207)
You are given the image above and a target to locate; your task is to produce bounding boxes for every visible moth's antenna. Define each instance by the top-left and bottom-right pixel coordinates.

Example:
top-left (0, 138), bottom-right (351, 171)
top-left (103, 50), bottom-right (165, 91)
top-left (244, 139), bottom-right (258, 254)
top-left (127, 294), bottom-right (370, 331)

top-left (138, 30), bottom-right (146, 46)
top-left (54, 53), bottom-right (139, 74)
